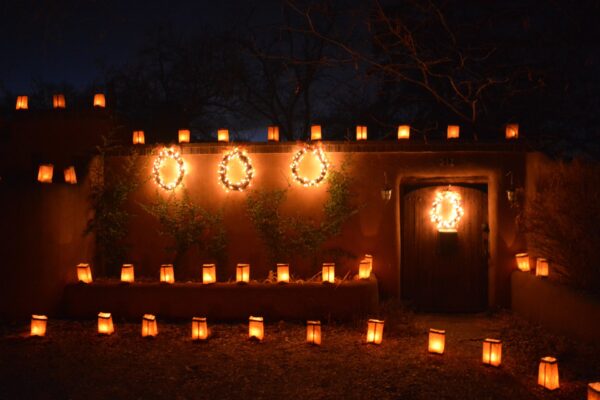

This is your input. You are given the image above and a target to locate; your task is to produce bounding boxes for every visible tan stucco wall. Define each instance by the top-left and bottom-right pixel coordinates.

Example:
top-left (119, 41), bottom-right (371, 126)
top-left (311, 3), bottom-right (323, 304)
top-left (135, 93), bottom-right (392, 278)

top-left (121, 142), bottom-right (527, 307)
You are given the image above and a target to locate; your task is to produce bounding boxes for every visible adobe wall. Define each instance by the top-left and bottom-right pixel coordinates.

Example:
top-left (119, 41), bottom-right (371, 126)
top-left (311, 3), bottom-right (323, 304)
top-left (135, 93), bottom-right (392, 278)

top-left (119, 142), bottom-right (526, 307)
top-left (0, 181), bottom-right (94, 319)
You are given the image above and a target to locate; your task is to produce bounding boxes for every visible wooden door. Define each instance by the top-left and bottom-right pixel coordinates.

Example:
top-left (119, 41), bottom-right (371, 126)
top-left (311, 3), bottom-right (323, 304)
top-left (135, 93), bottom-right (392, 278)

top-left (401, 184), bottom-right (488, 312)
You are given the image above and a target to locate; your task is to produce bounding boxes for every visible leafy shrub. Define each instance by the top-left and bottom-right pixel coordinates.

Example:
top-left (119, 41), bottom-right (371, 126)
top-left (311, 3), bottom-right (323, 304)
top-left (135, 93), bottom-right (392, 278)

top-left (523, 159), bottom-right (600, 295)
top-left (142, 190), bottom-right (227, 266)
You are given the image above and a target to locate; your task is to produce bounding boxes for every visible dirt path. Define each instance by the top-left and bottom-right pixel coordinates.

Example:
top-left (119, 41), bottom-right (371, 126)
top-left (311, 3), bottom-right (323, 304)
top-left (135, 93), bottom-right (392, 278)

top-left (0, 312), bottom-right (596, 399)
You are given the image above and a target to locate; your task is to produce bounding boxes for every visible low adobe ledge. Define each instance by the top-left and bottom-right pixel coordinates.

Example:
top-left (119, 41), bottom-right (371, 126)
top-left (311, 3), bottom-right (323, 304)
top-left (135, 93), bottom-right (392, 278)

top-left (61, 279), bottom-right (379, 321)
top-left (511, 271), bottom-right (600, 342)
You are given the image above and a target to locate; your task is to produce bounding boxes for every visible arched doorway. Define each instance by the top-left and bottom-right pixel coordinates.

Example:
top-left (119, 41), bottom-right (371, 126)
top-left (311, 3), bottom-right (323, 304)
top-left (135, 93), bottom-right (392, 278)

top-left (401, 183), bottom-right (489, 312)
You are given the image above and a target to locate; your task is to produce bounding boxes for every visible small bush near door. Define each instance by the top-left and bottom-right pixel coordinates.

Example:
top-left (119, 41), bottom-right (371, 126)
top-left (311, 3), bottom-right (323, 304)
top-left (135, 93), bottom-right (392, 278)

top-left (523, 159), bottom-right (600, 295)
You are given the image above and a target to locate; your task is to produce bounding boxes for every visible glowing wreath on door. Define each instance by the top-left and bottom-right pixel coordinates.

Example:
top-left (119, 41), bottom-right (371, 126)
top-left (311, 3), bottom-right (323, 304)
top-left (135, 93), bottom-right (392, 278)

top-left (430, 189), bottom-right (464, 232)
top-left (153, 147), bottom-right (185, 191)
top-left (218, 147), bottom-right (254, 192)
top-left (290, 145), bottom-right (329, 187)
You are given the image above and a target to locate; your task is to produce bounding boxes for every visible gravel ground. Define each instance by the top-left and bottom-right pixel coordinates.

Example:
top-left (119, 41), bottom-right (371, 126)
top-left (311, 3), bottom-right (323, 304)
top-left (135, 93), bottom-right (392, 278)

top-left (0, 308), bottom-right (598, 399)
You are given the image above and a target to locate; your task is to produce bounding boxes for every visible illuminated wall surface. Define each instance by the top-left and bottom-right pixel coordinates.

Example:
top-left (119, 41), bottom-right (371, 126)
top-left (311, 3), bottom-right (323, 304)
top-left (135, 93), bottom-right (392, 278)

top-left (114, 143), bottom-right (526, 307)
top-left (0, 112), bottom-right (532, 316)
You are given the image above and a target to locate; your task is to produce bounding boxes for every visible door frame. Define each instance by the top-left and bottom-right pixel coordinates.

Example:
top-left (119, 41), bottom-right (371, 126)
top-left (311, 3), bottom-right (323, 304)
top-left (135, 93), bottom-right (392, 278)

top-left (397, 175), bottom-right (494, 309)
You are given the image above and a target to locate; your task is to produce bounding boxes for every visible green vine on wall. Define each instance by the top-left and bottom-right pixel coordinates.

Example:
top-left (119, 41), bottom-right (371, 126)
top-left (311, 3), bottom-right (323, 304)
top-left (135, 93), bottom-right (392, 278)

top-left (85, 134), bottom-right (143, 276)
top-left (142, 190), bottom-right (227, 266)
top-left (246, 158), bottom-right (359, 264)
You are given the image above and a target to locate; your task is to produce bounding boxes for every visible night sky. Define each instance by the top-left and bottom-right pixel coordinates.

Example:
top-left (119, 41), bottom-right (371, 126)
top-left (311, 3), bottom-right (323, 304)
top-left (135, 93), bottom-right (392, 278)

top-left (0, 0), bottom-right (268, 93)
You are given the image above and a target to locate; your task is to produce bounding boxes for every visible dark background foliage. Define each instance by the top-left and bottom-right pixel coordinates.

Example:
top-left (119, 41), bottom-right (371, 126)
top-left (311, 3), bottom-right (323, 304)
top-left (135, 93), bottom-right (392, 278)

top-left (0, 0), bottom-right (599, 156)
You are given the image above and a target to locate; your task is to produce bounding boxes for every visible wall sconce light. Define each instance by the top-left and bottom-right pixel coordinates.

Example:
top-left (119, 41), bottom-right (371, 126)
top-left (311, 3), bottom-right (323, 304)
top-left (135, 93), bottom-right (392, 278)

top-left (381, 172), bottom-right (392, 202)
top-left (505, 171), bottom-right (523, 209)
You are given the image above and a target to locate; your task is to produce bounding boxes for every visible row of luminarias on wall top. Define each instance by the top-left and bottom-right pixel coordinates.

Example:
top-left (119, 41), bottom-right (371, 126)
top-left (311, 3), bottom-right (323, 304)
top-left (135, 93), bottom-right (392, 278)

top-left (15, 94), bottom-right (106, 110)
top-left (13, 94), bottom-right (520, 139)
top-left (151, 143), bottom-right (329, 192)
top-left (131, 123), bottom-right (521, 145)
top-left (76, 256), bottom-right (373, 285)
top-left (29, 313), bottom-right (580, 392)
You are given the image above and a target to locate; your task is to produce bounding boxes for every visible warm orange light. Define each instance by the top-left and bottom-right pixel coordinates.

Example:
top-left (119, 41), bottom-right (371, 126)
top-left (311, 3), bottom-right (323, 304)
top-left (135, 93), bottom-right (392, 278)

top-left (267, 126), bottom-right (280, 142)
top-left (589, 383), bottom-right (600, 400)
top-left (121, 264), bottom-right (135, 283)
top-left (178, 129), bottom-right (190, 143)
top-left (310, 125), bottom-right (322, 141)
top-left (515, 253), bottom-right (530, 272)
top-left (16, 95), bottom-right (28, 110)
top-left (447, 125), bottom-right (459, 139)
top-left (191, 317), bottom-right (208, 341)
top-left (430, 189), bottom-right (464, 232)
top-left (76, 263), bottom-right (92, 283)
top-left (428, 328), bottom-right (445, 354)
top-left (397, 125), bottom-right (410, 139)
top-left (93, 93), bottom-right (106, 108)
top-left (249, 316), bottom-right (264, 341)
top-left (356, 125), bottom-right (367, 141)
top-left (97, 312), bottom-right (114, 335)
top-left (132, 130), bottom-right (145, 145)
top-left (236, 263), bottom-right (250, 283)
top-left (538, 356), bottom-right (559, 390)
top-left (505, 123), bottom-right (519, 139)
top-left (30, 315), bottom-right (47, 337)
top-left (37, 164), bottom-right (54, 183)
top-left (306, 320), bottom-right (321, 345)
top-left (217, 129), bottom-right (229, 142)
top-left (64, 166), bottom-right (77, 184)
top-left (536, 258), bottom-right (549, 277)
top-left (53, 94), bottom-right (66, 109)
top-left (142, 314), bottom-right (158, 337)
top-left (277, 264), bottom-right (290, 283)
top-left (202, 264), bottom-right (216, 284)
top-left (482, 338), bottom-right (502, 367)
top-left (160, 264), bottom-right (175, 284)
top-left (322, 263), bottom-right (335, 283)
top-left (358, 260), bottom-right (371, 279)
top-left (366, 319), bottom-right (384, 344)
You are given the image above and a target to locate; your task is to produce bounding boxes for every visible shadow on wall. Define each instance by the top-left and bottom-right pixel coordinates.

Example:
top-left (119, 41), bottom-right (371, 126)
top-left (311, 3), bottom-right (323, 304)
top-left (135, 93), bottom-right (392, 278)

top-left (0, 183), bottom-right (94, 319)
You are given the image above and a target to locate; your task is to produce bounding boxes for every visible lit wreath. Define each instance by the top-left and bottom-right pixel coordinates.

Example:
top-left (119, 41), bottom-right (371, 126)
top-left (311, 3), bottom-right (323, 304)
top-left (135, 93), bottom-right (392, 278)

top-left (430, 189), bottom-right (464, 232)
top-left (153, 147), bottom-right (185, 191)
top-left (290, 145), bottom-right (329, 187)
top-left (218, 147), bottom-right (254, 192)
